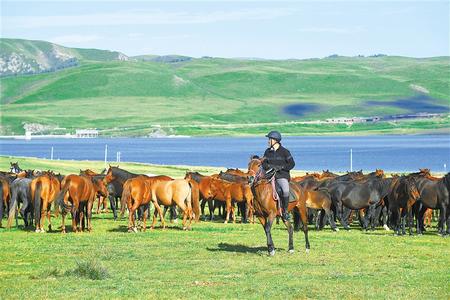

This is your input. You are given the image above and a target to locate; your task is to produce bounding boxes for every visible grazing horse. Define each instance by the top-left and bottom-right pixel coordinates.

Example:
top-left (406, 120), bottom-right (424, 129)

top-left (387, 176), bottom-right (421, 235)
top-left (208, 177), bottom-right (253, 223)
top-left (248, 158), bottom-right (310, 256)
top-left (120, 175), bottom-right (172, 232)
top-left (339, 177), bottom-right (393, 230)
top-left (185, 172), bottom-right (218, 220)
top-left (56, 174), bottom-right (108, 233)
top-left (104, 166), bottom-right (140, 220)
top-left (7, 177), bottom-right (33, 228)
top-left (292, 182), bottom-right (338, 231)
top-left (31, 172), bottom-right (61, 232)
top-left (80, 169), bottom-right (109, 214)
top-left (410, 172), bottom-right (450, 235)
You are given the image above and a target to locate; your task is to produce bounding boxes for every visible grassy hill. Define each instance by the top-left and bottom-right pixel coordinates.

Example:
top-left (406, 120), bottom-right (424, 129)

top-left (1, 39), bottom-right (449, 136)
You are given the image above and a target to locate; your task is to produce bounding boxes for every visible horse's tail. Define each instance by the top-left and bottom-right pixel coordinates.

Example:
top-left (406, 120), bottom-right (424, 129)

top-left (120, 182), bottom-right (131, 219)
top-left (7, 186), bottom-right (18, 229)
top-left (55, 182), bottom-right (71, 213)
top-left (188, 179), bottom-right (200, 221)
top-left (33, 181), bottom-right (42, 225)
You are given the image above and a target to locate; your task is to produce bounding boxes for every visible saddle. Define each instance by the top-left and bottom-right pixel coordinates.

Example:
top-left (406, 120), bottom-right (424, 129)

top-left (271, 179), bottom-right (297, 203)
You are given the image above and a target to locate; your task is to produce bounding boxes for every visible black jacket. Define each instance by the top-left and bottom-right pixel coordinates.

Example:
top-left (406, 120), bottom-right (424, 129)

top-left (262, 144), bottom-right (295, 180)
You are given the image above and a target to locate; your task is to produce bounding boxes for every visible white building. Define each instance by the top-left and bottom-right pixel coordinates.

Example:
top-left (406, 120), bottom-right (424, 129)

top-left (75, 129), bottom-right (99, 138)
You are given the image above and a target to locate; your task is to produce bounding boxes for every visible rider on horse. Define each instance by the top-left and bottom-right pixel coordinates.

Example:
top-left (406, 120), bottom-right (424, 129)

top-left (262, 131), bottom-right (295, 221)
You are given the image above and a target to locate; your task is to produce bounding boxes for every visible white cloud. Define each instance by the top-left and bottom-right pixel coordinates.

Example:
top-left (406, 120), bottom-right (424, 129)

top-left (4, 8), bottom-right (295, 29)
top-left (49, 34), bottom-right (102, 44)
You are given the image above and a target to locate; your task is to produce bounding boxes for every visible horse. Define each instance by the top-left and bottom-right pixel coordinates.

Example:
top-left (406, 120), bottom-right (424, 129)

top-left (31, 172), bottom-right (61, 232)
top-left (9, 162), bottom-right (23, 174)
top-left (56, 174), bottom-right (108, 233)
top-left (248, 158), bottom-right (310, 256)
top-left (339, 177), bottom-right (393, 230)
top-left (410, 172), bottom-right (450, 235)
top-left (148, 179), bottom-right (195, 230)
top-left (7, 177), bottom-right (33, 228)
top-left (185, 172), bottom-right (219, 220)
top-left (387, 176), bottom-right (421, 235)
top-left (208, 177), bottom-right (253, 223)
top-left (0, 177), bottom-right (11, 228)
top-left (80, 169), bottom-right (109, 214)
top-left (120, 175), bottom-right (172, 232)
top-left (292, 182), bottom-right (338, 231)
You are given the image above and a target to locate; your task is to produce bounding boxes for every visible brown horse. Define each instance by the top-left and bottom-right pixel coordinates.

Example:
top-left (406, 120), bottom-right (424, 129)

top-left (248, 158), bottom-right (310, 256)
top-left (80, 169), bottom-right (108, 214)
top-left (0, 177), bottom-right (11, 228)
top-left (56, 174), bottom-right (108, 233)
top-left (120, 175), bottom-right (168, 232)
top-left (208, 177), bottom-right (253, 223)
top-left (31, 172), bottom-right (61, 232)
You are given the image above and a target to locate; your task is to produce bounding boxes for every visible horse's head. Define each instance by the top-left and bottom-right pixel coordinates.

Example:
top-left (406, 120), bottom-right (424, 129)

top-left (93, 176), bottom-right (108, 198)
top-left (10, 162), bottom-right (21, 174)
top-left (419, 168), bottom-right (431, 176)
top-left (104, 167), bottom-right (115, 184)
top-left (248, 155), bottom-right (264, 175)
top-left (405, 176), bottom-right (420, 201)
top-left (375, 169), bottom-right (385, 178)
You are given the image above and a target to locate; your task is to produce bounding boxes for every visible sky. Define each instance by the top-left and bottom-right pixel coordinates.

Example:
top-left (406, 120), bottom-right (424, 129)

top-left (1, 0), bottom-right (449, 59)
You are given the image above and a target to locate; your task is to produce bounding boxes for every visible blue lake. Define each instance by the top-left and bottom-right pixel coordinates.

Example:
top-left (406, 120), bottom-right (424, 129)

top-left (0, 135), bottom-right (449, 172)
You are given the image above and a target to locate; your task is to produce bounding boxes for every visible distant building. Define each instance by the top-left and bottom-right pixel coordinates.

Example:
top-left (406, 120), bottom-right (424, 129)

top-left (75, 129), bottom-right (98, 138)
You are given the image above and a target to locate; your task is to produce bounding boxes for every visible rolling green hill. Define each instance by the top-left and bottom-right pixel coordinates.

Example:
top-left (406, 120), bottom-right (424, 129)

top-left (1, 38), bottom-right (449, 136)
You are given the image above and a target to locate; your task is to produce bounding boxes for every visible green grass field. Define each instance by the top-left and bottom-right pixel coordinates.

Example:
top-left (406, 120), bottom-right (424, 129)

top-left (1, 40), bottom-right (449, 137)
top-left (0, 157), bottom-right (449, 299)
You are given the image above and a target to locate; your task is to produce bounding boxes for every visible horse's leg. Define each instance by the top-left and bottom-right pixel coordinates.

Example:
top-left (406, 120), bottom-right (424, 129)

top-left (40, 200), bottom-right (48, 232)
top-left (297, 203), bottom-right (311, 252)
top-left (325, 206), bottom-right (338, 232)
top-left (263, 216), bottom-right (276, 256)
top-left (47, 209), bottom-right (52, 232)
top-left (439, 206), bottom-right (446, 236)
top-left (208, 199), bottom-right (214, 221)
top-left (153, 201), bottom-right (165, 229)
top-left (340, 204), bottom-right (350, 230)
top-left (224, 200), bottom-right (231, 224)
top-left (282, 218), bottom-right (294, 253)
top-left (142, 207), bottom-right (148, 232)
top-left (87, 199), bottom-right (94, 232)
top-left (109, 195), bottom-right (117, 220)
top-left (128, 206), bottom-right (135, 232)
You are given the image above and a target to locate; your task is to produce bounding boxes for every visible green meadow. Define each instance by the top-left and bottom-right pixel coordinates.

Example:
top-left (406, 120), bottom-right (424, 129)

top-left (0, 157), bottom-right (449, 299)
top-left (1, 51), bottom-right (449, 136)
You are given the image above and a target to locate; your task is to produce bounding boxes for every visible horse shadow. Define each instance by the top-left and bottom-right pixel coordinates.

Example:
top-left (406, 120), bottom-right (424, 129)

top-left (207, 242), bottom-right (280, 254)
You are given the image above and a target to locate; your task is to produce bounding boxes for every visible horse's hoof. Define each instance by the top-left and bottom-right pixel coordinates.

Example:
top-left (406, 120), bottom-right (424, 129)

top-left (305, 248), bottom-right (310, 254)
top-left (133, 227), bottom-right (138, 233)
top-left (183, 227), bottom-right (187, 231)
top-left (334, 228), bottom-right (339, 232)
top-left (39, 229), bottom-right (46, 233)
top-left (383, 225), bottom-right (390, 231)
top-left (35, 229), bottom-right (41, 233)
top-left (288, 249), bottom-right (295, 254)
top-left (268, 250), bottom-right (275, 256)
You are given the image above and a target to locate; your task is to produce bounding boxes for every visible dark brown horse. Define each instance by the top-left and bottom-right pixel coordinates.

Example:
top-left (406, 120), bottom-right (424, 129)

top-left (248, 158), bottom-right (310, 256)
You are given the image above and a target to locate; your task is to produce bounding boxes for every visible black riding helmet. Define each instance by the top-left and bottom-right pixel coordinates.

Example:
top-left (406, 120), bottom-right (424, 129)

top-left (265, 130), bottom-right (282, 142)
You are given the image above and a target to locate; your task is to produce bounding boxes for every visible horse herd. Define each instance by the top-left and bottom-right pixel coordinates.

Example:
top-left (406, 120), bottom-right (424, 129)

top-left (1, 158), bottom-right (449, 255)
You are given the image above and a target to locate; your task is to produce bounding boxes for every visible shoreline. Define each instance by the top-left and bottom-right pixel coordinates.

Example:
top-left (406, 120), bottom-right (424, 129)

top-left (1, 155), bottom-right (446, 177)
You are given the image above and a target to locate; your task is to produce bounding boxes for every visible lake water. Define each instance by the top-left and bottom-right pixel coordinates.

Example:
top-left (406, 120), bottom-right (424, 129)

top-left (0, 135), bottom-right (449, 172)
